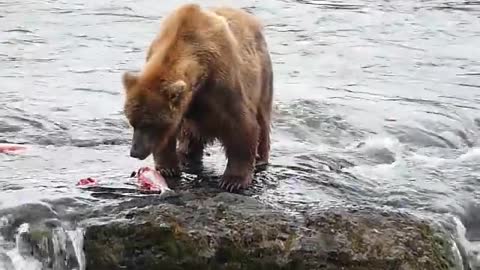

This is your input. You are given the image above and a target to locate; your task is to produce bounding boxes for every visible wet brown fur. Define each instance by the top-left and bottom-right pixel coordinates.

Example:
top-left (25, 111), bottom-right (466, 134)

top-left (122, 4), bottom-right (273, 191)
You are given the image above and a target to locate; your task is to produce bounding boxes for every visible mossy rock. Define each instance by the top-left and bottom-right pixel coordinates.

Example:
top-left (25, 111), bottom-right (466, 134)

top-left (83, 192), bottom-right (462, 270)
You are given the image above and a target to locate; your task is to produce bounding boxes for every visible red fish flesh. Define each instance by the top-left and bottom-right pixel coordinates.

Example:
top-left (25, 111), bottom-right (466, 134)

top-left (76, 177), bottom-right (98, 187)
top-left (133, 166), bottom-right (172, 193)
top-left (0, 143), bottom-right (27, 154)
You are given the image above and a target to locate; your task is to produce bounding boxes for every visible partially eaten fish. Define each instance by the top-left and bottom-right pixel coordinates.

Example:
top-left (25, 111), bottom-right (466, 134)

top-left (76, 177), bottom-right (98, 187)
top-left (131, 166), bottom-right (174, 195)
top-left (0, 143), bottom-right (27, 154)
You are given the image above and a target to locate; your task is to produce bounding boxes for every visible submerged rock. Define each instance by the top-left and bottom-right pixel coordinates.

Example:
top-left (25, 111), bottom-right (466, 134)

top-left (83, 190), bottom-right (462, 270)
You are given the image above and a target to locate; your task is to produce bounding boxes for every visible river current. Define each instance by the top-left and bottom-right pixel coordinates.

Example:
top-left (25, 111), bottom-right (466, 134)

top-left (1, 0), bottom-right (480, 269)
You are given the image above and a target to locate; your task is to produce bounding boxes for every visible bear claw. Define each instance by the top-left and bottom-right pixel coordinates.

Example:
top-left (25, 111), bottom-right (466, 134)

top-left (157, 167), bottom-right (180, 177)
top-left (219, 175), bottom-right (252, 192)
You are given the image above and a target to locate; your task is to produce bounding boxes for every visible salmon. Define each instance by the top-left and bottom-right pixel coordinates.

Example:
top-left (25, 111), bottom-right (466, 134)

top-left (0, 143), bottom-right (27, 154)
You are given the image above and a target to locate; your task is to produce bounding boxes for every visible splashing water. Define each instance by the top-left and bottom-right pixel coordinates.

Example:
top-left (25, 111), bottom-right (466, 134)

top-left (1, 223), bottom-right (42, 270)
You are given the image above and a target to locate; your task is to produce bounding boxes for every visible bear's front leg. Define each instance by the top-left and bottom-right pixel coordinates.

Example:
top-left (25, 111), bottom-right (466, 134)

top-left (219, 117), bottom-right (259, 192)
top-left (153, 136), bottom-right (180, 177)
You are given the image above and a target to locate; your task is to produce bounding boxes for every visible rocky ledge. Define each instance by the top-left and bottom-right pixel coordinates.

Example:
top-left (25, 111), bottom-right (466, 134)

top-left (82, 189), bottom-right (462, 270)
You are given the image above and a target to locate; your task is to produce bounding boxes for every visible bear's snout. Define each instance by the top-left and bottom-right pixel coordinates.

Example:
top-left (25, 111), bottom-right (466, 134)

top-left (130, 147), bottom-right (149, 160)
top-left (129, 129), bottom-right (152, 160)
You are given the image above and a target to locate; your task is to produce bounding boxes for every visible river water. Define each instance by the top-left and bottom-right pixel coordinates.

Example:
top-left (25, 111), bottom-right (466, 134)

top-left (1, 0), bottom-right (480, 269)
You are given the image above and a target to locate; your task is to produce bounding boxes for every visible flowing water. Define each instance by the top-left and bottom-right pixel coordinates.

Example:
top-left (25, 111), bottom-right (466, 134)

top-left (1, 0), bottom-right (480, 269)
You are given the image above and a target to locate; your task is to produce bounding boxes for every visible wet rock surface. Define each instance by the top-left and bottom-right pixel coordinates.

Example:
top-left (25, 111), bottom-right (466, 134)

top-left (0, 203), bottom-right (85, 270)
top-left (82, 189), bottom-right (462, 270)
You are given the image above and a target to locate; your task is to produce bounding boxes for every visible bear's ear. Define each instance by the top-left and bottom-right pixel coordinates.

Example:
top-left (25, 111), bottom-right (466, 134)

top-left (122, 72), bottom-right (139, 92)
top-left (168, 80), bottom-right (187, 107)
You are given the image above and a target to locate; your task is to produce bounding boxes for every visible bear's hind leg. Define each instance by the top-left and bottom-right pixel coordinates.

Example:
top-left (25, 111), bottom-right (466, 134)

top-left (153, 136), bottom-right (180, 177)
top-left (177, 122), bottom-right (206, 170)
top-left (177, 136), bottom-right (206, 171)
top-left (255, 109), bottom-right (271, 169)
top-left (219, 116), bottom-right (259, 192)
top-left (256, 59), bottom-right (274, 169)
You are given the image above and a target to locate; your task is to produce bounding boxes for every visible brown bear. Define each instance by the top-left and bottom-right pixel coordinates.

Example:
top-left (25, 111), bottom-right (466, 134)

top-left (121, 3), bottom-right (273, 192)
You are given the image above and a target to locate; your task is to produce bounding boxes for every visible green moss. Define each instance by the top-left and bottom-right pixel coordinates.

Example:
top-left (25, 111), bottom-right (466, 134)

top-left (84, 225), bottom-right (125, 269)
top-left (29, 229), bottom-right (51, 242)
top-left (348, 229), bottom-right (366, 254)
top-left (83, 197), bottom-right (461, 270)
top-left (283, 233), bottom-right (298, 253)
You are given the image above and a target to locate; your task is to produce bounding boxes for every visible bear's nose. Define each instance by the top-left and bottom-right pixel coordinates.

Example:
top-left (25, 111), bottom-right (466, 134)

top-left (130, 147), bottom-right (149, 160)
top-left (130, 148), bottom-right (140, 158)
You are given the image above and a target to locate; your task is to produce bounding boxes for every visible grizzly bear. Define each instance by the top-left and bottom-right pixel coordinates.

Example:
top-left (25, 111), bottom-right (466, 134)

top-left (121, 3), bottom-right (273, 192)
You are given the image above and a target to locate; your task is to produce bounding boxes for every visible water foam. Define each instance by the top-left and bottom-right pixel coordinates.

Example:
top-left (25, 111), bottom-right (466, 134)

top-left (342, 135), bottom-right (404, 184)
top-left (411, 147), bottom-right (480, 167)
top-left (68, 228), bottom-right (86, 270)
top-left (2, 223), bottom-right (42, 270)
top-left (0, 219), bottom-right (87, 270)
top-left (353, 135), bottom-right (403, 163)
top-left (458, 147), bottom-right (480, 162)
top-left (357, 135), bottom-right (403, 154)
top-left (453, 216), bottom-right (480, 269)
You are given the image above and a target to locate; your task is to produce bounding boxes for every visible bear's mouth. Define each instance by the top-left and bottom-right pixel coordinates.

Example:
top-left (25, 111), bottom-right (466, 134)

top-left (135, 153), bottom-right (150, 160)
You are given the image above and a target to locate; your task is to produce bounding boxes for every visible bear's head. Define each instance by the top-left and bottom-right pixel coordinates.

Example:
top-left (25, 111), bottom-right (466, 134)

top-left (122, 71), bottom-right (190, 160)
